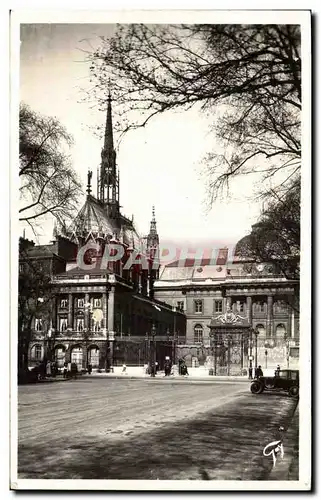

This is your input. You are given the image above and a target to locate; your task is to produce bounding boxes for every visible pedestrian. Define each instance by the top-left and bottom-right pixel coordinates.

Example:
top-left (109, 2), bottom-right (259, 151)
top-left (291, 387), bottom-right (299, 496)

top-left (71, 362), bottom-right (77, 379)
top-left (254, 366), bottom-right (258, 379)
top-left (63, 362), bottom-right (68, 379)
top-left (46, 360), bottom-right (52, 378)
top-left (275, 364), bottom-right (281, 376)
top-left (122, 363), bottom-right (127, 375)
top-left (155, 361), bottom-right (159, 373)
top-left (67, 361), bottom-right (72, 378)
top-left (248, 366), bottom-right (253, 380)
top-left (88, 363), bottom-right (92, 375)
top-left (257, 365), bottom-right (263, 377)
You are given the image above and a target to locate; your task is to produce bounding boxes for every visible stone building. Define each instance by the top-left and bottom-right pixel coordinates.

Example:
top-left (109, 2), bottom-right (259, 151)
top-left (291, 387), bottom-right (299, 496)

top-left (154, 249), bottom-right (299, 374)
top-left (24, 94), bottom-right (185, 372)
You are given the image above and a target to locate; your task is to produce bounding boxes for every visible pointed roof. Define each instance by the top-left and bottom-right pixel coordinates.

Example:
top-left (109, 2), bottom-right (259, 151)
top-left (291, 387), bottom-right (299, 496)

top-left (66, 194), bottom-right (142, 247)
top-left (66, 195), bottom-right (117, 240)
top-left (104, 92), bottom-right (114, 152)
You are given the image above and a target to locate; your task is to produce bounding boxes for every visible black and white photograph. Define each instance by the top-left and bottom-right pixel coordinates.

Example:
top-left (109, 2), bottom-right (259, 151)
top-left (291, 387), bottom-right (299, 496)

top-left (10, 9), bottom-right (311, 490)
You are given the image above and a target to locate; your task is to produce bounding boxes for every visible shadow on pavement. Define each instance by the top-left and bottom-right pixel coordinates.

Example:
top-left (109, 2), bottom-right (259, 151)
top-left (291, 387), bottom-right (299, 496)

top-left (19, 394), bottom-right (298, 481)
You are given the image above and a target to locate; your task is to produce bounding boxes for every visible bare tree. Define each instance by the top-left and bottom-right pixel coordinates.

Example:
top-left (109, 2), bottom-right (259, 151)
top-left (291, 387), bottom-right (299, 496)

top-left (18, 238), bottom-right (53, 377)
top-left (86, 24), bottom-right (301, 202)
top-left (236, 176), bottom-right (300, 281)
top-left (19, 103), bottom-right (82, 231)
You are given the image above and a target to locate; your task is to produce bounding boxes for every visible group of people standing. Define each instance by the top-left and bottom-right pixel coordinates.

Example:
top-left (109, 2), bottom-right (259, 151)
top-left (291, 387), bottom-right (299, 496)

top-left (248, 365), bottom-right (264, 380)
top-left (248, 364), bottom-right (282, 379)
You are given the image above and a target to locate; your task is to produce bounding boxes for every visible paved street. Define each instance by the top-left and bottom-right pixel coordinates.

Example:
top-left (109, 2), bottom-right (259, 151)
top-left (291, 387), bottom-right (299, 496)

top-left (18, 378), bottom-right (298, 480)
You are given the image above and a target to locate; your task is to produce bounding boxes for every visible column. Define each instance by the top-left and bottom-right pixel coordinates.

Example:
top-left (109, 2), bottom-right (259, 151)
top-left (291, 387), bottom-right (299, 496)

top-left (85, 293), bottom-right (90, 330)
top-left (103, 291), bottom-right (108, 333)
top-left (246, 296), bottom-right (253, 326)
top-left (267, 295), bottom-right (273, 338)
top-left (291, 307), bottom-right (295, 338)
top-left (68, 293), bottom-right (73, 329)
top-left (108, 286), bottom-right (115, 334)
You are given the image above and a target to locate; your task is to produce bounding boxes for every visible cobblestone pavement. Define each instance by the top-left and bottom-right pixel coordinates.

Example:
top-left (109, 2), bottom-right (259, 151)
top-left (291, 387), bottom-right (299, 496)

top-left (18, 378), bottom-right (298, 480)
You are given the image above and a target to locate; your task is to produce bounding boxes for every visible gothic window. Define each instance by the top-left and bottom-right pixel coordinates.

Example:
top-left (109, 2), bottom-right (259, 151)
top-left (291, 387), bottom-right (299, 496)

top-left (94, 298), bottom-right (101, 308)
top-left (59, 318), bottom-right (68, 332)
top-left (194, 300), bottom-right (203, 314)
top-left (214, 300), bottom-right (223, 313)
top-left (35, 318), bottom-right (42, 331)
top-left (176, 301), bottom-right (184, 312)
top-left (77, 318), bottom-right (84, 332)
top-left (194, 324), bottom-right (203, 343)
top-left (77, 298), bottom-right (84, 308)
top-left (60, 298), bottom-right (68, 308)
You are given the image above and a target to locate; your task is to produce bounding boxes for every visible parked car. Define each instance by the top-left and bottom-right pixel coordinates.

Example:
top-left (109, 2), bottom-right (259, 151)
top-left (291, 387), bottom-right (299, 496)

top-left (250, 369), bottom-right (299, 397)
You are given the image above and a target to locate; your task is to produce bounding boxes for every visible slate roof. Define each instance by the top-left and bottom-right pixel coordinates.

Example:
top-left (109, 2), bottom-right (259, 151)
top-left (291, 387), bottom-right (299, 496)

top-left (65, 195), bottom-right (141, 248)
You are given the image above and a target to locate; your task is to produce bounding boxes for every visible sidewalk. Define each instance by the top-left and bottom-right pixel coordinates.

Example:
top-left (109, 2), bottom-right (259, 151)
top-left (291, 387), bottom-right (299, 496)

top-left (268, 402), bottom-right (299, 481)
top-left (85, 365), bottom-right (249, 381)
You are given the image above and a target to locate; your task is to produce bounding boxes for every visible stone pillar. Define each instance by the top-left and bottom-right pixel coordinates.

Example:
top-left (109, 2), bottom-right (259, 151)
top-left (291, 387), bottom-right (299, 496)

top-left (246, 296), bottom-right (253, 326)
top-left (108, 286), bottom-right (115, 334)
top-left (267, 296), bottom-right (273, 338)
top-left (85, 293), bottom-right (90, 330)
top-left (103, 291), bottom-right (108, 333)
top-left (68, 293), bottom-right (73, 329)
top-left (291, 307), bottom-right (295, 338)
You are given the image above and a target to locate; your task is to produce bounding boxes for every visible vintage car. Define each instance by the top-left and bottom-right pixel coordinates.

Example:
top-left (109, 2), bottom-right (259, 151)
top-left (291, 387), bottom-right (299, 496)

top-left (250, 369), bottom-right (299, 397)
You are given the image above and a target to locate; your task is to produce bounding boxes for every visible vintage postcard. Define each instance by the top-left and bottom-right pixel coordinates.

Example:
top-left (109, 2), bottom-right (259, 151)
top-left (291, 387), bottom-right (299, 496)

top-left (10, 8), bottom-right (311, 491)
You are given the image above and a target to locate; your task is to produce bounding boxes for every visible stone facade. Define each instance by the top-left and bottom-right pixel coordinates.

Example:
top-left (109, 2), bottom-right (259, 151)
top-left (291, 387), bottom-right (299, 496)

top-left (154, 258), bottom-right (299, 373)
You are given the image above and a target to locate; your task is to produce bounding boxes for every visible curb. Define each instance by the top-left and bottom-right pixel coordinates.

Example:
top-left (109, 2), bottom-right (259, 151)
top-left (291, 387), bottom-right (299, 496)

top-left (268, 402), bottom-right (299, 481)
top-left (81, 374), bottom-right (249, 382)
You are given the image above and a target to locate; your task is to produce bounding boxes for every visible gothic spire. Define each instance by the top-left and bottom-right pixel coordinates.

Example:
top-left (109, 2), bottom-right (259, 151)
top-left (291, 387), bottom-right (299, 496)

top-left (147, 206), bottom-right (159, 249)
top-left (98, 89), bottom-right (119, 215)
top-left (86, 170), bottom-right (92, 195)
top-left (104, 91), bottom-right (114, 152)
top-left (149, 206), bottom-right (157, 235)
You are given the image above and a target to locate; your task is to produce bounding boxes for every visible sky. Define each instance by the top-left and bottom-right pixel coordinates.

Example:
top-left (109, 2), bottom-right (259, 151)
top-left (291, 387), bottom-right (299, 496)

top-left (19, 23), bottom-right (263, 250)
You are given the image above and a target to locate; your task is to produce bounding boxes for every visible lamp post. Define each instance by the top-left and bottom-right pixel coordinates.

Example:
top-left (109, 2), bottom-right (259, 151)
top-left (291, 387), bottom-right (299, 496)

top-left (84, 301), bottom-right (93, 369)
top-left (254, 328), bottom-right (259, 369)
top-left (285, 336), bottom-right (290, 369)
top-left (46, 329), bottom-right (52, 362)
top-left (249, 329), bottom-right (253, 377)
top-left (264, 339), bottom-right (275, 369)
top-left (173, 306), bottom-right (177, 363)
top-left (151, 323), bottom-right (156, 377)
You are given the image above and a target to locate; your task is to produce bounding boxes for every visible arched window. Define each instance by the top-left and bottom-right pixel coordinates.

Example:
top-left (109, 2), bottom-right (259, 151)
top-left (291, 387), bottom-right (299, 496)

top-left (88, 347), bottom-right (100, 368)
top-left (276, 323), bottom-right (286, 338)
top-left (71, 347), bottom-right (83, 371)
top-left (256, 324), bottom-right (265, 336)
top-left (31, 344), bottom-right (42, 360)
top-left (194, 324), bottom-right (203, 343)
top-left (55, 346), bottom-right (66, 368)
